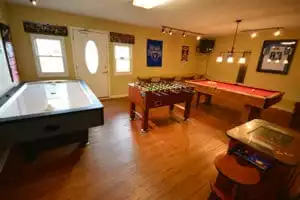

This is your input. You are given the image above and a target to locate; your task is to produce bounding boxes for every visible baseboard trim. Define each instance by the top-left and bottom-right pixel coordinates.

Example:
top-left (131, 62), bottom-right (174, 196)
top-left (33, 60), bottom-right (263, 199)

top-left (272, 105), bottom-right (293, 113)
top-left (109, 94), bottom-right (128, 99)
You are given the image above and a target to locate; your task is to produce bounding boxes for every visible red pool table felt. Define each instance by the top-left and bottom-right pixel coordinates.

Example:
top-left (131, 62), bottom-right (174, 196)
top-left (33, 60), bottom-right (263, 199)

top-left (189, 80), bottom-right (279, 98)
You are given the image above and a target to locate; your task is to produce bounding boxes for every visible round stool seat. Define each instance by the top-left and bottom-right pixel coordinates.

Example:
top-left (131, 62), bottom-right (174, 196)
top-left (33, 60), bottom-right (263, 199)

top-left (215, 154), bottom-right (260, 185)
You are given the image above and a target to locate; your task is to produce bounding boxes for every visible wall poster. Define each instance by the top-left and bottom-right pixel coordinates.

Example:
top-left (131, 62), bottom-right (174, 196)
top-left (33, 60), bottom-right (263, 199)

top-left (181, 46), bottom-right (189, 61)
top-left (147, 39), bottom-right (163, 67)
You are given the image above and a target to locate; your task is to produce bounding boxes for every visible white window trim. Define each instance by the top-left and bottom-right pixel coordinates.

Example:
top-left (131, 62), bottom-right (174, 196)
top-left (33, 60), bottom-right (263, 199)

top-left (113, 42), bottom-right (133, 76)
top-left (30, 34), bottom-right (69, 78)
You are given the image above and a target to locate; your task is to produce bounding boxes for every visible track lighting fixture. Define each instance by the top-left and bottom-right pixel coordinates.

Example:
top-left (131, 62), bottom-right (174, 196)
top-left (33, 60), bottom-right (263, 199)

top-left (161, 26), bottom-right (203, 40)
top-left (242, 27), bottom-right (284, 39)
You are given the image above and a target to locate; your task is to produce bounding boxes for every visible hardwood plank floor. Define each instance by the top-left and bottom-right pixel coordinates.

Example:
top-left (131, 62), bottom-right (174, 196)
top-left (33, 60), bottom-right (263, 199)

top-left (0, 97), bottom-right (293, 200)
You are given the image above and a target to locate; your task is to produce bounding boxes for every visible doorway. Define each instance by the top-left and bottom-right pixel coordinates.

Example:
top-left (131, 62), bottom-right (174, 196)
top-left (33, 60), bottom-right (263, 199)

top-left (72, 28), bottom-right (109, 98)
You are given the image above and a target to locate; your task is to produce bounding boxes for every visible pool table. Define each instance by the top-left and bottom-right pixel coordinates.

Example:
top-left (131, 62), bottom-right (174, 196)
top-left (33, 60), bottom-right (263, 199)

top-left (0, 80), bottom-right (104, 160)
top-left (186, 80), bottom-right (284, 122)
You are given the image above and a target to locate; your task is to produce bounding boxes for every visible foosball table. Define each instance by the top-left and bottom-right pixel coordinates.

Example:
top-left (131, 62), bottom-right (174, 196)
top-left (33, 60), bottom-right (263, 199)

top-left (128, 81), bottom-right (195, 132)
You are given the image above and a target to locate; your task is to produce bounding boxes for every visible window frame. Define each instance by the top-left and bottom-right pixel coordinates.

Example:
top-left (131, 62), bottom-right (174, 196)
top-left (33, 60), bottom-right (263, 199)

top-left (113, 42), bottom-right (133, 76)
top-left (30, 34), bottom-right (69, 78)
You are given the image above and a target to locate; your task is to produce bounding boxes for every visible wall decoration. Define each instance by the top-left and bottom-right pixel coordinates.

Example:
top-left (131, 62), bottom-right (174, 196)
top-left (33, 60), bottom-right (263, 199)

top-left (257, 40), bottom-right (298, 75)
top-left (23, 21), bottom-right (68, 36)
top-left (147, 39), bottom-right (163, 67)
top-left (110, 32), bottom-right (135, 44)
top-left (181, 46), bottom-right (189, 61)
top-left (0, 23), bottom-right (19, 82)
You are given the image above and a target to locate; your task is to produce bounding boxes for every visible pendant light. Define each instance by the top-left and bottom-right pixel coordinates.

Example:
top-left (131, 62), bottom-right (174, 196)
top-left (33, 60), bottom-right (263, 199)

top-left (216, 20), bottom-right (251, 64)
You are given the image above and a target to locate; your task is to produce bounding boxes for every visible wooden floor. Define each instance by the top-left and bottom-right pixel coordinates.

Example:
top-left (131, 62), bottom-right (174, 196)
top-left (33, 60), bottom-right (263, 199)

top-left (0, 97), bottom-right (293, 200)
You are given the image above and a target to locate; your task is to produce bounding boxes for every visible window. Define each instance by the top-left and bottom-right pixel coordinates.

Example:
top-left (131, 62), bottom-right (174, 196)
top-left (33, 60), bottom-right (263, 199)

top-left (31, 34), bottom-right (68, 77)
top-left (85, 40), bottom-right (99, 74)
top-left (113, 43), bottom-right (132, 75)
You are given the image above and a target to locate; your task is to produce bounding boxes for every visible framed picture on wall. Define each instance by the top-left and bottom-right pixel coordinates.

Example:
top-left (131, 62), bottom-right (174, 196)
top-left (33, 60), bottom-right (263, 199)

top-left (257, 40), bottom-right (298, 75)
top-left (147, 39), bottom-right (163, 67)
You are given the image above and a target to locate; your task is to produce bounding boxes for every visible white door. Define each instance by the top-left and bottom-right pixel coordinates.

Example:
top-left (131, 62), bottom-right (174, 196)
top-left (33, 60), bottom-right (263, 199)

top-left (72, 29), bottom-right (109, 98)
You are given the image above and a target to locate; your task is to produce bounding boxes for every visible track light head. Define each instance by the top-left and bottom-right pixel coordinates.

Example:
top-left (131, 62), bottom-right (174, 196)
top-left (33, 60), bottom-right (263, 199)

top-left (169, 29), bottom-right (173, 35)
top-left (274, 29), bottom-right (281, 37)
top-left (30, 0), bottom-right (37, 6)
top-left (182, 32), bottom-right (186, 37)
top-left (250, 32), bottom-right (257, 39)
top-left (196, 35), bottom-right (201, 41)
top-left (161, 27), bottom-right (166, 34)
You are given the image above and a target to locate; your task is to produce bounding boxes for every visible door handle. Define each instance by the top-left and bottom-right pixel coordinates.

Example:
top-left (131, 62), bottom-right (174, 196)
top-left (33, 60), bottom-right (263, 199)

top-left (102, 71), bottom-right (108, 74)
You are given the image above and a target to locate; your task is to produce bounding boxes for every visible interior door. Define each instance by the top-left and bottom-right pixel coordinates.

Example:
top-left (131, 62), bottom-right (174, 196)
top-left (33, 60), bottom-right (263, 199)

top-left (72, 29), bottom-right (109, 98)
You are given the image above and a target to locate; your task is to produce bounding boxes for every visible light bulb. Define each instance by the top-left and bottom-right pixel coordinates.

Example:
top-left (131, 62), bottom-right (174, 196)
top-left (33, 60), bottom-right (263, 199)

top-left (238, 57), bottom-right (246, 64)
top-left (274, 30), bottom-right (281, 37)
top-left (275, 59), bottom-right (280, 63)
top-left (31, 0), bottom-right (37, 6)
top-left (216, 56), bottom-right (223, 63)
top-left (227, 56), bottom-right (234, 63)
top-left (267, 58), bottom-right (272, 63)
top-left (250, 32), bottom-right (257, 39)
top-left (169, 30), bottom-right (173, 36)
top-left (196, 35), bottom-right (201, 41)
top-left (283, 60), bottom-right (288, 64)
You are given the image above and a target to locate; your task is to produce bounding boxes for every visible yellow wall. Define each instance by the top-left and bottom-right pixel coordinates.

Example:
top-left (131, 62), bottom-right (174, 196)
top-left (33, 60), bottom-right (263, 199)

top-left (204, 30), bottom-right (300, 112)
top-left (7, 4), bottom-right (200, 96)
top-left (0, 0), bottom-right (7, 23)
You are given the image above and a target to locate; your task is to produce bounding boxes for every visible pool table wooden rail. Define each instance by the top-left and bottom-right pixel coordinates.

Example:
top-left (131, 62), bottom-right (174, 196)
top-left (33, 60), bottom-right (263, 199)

top-left (185, 80), bottom-right (284, 122)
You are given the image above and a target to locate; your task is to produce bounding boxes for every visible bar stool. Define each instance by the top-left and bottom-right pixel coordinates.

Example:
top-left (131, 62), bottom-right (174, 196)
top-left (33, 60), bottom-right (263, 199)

top-left (210, 154), bottom-right (260, 200)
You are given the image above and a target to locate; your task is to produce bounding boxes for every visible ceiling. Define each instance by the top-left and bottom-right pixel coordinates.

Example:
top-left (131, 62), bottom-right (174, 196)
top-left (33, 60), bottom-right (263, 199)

top-left (8, 0), bottom-right (300, 35)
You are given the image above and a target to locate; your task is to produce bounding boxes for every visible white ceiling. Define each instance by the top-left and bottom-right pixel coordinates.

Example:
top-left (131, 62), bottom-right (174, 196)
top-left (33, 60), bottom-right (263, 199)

top-left (8, 0), bottom-right (300, 35)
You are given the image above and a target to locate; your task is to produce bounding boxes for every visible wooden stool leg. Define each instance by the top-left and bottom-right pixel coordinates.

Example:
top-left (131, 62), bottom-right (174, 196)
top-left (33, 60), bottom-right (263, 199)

top-left (196, 92), bottom-right (201, 106)
top-left (142, 108), bottom-right (149, 132)
top-left (130, 102), bottom-right (136, 120)
top-left (169, 104), bottom-right (174, 113)
top-left (184, 101), bottom-right (192, 120)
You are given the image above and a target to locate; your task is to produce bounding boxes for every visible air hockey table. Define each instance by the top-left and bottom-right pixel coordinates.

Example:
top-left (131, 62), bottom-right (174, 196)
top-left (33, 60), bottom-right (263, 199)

top-left (0, 80), bottom-right (104, 160)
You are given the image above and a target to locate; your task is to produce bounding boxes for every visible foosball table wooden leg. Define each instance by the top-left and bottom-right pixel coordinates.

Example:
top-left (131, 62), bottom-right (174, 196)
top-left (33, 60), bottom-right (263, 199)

top-left (142, 109), bottom-right (149, 132)
top-left (184, 101), bottom-right (192, 120)
top-left (130, 102), bottom-right (136, 120)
